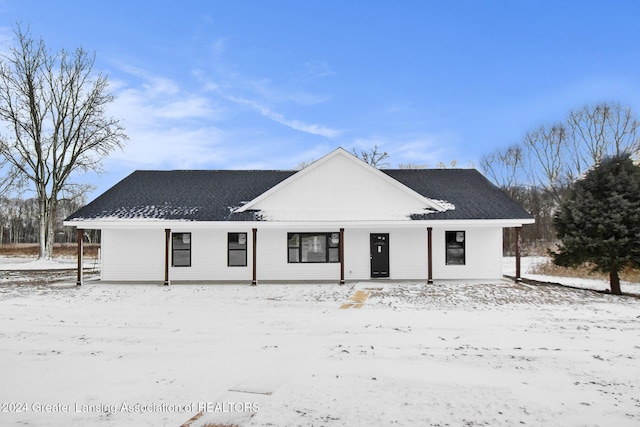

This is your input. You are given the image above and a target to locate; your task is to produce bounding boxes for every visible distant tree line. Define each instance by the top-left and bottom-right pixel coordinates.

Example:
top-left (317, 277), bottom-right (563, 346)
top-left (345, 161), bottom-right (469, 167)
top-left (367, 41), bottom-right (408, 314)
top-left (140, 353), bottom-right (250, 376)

top-left (480, 102), bottom-right (640, 253)
top-left (0, 195), bottom-right (99, 245)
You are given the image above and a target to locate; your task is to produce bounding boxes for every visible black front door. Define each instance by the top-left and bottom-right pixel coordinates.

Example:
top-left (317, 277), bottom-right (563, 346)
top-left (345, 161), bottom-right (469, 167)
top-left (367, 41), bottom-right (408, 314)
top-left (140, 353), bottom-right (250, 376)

top-left (370, 233), bottom-right (389, 278)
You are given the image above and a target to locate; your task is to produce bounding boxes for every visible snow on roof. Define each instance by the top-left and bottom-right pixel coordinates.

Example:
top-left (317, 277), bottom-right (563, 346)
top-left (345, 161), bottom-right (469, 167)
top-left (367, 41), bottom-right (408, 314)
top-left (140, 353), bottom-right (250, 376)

top-left (66, 168), bottom-right (532, 223)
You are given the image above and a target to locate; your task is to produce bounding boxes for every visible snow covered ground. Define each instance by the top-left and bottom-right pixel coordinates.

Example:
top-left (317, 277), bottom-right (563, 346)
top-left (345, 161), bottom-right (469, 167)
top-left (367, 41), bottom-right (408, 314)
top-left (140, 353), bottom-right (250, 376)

top-left (503, 256), bottom-right (640, 294)
top-left (1, 257), bottom-right (639, 426)
top-left (0, 255), bottom-right (99, 271)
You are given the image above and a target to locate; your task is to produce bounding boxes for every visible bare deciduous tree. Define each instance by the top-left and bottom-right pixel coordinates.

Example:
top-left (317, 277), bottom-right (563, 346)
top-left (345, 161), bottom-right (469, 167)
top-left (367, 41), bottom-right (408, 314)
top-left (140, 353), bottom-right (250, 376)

top-left (397, 163), bottom-right (428, 169)
top-left (0, 24), bottom-right (126, 259)
top-left (520, 103), bottom-right (640, 204)
top-left (436, 160), bottom-right (458, 169)
top-left (352, 144), bottom-right (390, 168)
top-left (567, 102), bottom-right (640, 179)
top-left (480, 144), bottom-right (523, 191)
top-left (295, 160), bottom-right (314, 170)
top-left (481, 101), bottom-right (640, 252)
top-left (521, 123), bottom-right (569, 204)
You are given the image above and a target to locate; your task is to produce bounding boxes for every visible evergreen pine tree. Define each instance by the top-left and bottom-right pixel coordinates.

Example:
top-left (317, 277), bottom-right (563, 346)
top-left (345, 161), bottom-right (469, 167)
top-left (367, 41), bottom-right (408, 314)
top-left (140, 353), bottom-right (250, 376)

top-left (552, 154), bottom-right (640, 295)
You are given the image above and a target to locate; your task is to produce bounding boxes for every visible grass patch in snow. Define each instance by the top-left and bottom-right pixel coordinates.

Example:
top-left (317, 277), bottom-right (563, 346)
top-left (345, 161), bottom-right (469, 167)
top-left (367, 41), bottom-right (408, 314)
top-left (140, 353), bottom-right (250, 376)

top-left (0, 242), bottom-right (100, 259)
top-left (529, 258), bottom-right (640, 283)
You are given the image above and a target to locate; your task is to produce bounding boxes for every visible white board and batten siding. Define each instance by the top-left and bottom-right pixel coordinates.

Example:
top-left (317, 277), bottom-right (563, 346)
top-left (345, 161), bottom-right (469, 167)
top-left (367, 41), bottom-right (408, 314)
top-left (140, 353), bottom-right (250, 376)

top-left (341, 228), bottom-right (428, 281)
top-left (100, 225), bottom-right (504, 282)
top-left (432, 226), bottom-right (503, 280)
top-left (101, 228), bottom-right (256, 282)
top-left (255, 228), bottom-right (339, 281)
top-left (343, 226), bottom-right (502, 281)
top-left (101, 229), bottom-right (165, 282)
top-left (168, 229), bottom-right (253, 282)
top-left (249, 227), bottom-right (428, 281)
top-left (238, 151), bottom-right (448, 222)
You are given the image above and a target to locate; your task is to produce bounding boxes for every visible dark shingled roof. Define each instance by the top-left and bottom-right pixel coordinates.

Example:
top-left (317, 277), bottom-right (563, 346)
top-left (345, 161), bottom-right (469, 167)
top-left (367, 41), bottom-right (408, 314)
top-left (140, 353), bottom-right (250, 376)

top-left (383, 169), bottom-right (532, 220)
top-left (66, 168), bottom-right (532, 222)
top-left (67, 170), bottom-right (296, 222)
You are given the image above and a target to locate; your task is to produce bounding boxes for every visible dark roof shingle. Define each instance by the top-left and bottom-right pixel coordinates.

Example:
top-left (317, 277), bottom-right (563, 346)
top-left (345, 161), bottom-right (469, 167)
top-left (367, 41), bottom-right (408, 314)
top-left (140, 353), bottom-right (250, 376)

top-left (383, 169), bottom-right (532, 220)
top-left (66, 168), bottom-right (532, 222)
top-left (67, 170), bottom-right (296, 222)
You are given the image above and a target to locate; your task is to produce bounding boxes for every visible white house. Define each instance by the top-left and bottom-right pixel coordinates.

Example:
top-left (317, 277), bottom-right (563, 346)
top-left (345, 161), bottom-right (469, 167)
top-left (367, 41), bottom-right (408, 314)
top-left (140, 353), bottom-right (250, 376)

top-left (64, 148), bottom-right (534, 285)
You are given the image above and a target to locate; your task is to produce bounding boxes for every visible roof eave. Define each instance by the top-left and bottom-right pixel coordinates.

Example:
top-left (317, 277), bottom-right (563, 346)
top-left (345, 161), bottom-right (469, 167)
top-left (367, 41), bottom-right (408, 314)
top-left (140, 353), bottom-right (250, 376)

top-left (64, 216), bottom-right (535, 230)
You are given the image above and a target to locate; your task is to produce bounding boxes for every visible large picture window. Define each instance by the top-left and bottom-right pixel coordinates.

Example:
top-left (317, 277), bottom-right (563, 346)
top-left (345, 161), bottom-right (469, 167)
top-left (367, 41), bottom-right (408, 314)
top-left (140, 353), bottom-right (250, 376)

top-left (288, 233), bottom-right (340, 263)
top-left (445, 231), bottom-right (465, 265)
top-left (228, 232), bottom-right (247, 267)
top-left (172, 232), bottom-right (191, 267)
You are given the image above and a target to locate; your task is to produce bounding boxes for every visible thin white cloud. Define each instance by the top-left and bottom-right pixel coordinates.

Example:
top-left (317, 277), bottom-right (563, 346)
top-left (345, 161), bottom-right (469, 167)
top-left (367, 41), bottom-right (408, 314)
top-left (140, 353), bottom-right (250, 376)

top-left (228, 96), bottom-right (340, 138)
top-left (300, 60), bottom-right (336, 82)
top-left (104, 66), bottom-right (228, 170)
top-left (103, 44), bottom-right (340, 171)
top-left (189, 45), bottom-right (337, 137)
top-left (210, 37), bottom-right (227, 55)
top-left (241, 77), bottom-right (330, 106)
top-left (108, 126), bottom-right (227, 169)
top-left (110, 65), bottom-right (223, 119)
top-left (350, 134), bottom-right (455, 168)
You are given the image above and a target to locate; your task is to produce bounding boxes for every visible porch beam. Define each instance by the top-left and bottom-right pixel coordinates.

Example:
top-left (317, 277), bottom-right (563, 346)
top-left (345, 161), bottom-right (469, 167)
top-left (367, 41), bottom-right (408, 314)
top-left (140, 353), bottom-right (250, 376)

top-left (427, 227), bottom-right (433, 284)
top-left (76, 228), bottom-right (84, 286)
top-left (164, 228), bottom-right (171, 286)
top-left (339, 228), bottom-right (345, 285)
top-left (252, 228), bottom-right (258, 285)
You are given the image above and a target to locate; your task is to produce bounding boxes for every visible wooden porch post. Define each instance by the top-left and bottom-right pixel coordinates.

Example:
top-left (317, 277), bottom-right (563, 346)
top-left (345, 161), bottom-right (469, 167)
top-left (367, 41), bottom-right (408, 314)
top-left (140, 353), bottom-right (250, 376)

top-left (252, 228), bottom-right (258, 285)
top-left (164, 229), bottom-right (171, 286)
top-left (427, 227), bottom-right (433, 284)
top-left (339, 228), bottom-right (345, 285)
top-left (515, 227), bottom-right (522, 282)
top-left (76, 228), bottom-right (84, 286)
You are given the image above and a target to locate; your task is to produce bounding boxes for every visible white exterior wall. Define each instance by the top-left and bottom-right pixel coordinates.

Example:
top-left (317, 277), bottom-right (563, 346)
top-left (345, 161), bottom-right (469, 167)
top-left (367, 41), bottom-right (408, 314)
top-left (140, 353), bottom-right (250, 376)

top-left (343, 228), bottom-right (428, 280)
top-left (101, 229), bottom-right (165, 282)
top-left (389, 228), bottom-right (429, 280)
top-left (255, 226), bottom-right (501, 281)
top-left (343, 229), bottom-right (370, 280)
top-left (101, 228), bottom-right (254, 282)
top-left (257, 228), bottom-right (427, 282)
top-left (99, 224), bottom-right (505, 282)
top-left (169, 228), bottom-right (253, 282)
top-left (256, 228), bottom-right (340, 281)
top-left (431, 227), bottom-right (503, 280)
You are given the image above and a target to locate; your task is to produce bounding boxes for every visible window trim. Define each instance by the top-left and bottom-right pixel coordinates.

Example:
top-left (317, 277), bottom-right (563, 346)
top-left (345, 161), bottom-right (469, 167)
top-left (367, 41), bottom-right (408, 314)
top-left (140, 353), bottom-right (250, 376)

top-left (227, 232), bottom-right (248, 267)
top-left (445, 230), bottom-right (465, 266)
top-left (172, 232), bottom-right (192, 267)
top-left (287, 232), bottom-right (340, 263)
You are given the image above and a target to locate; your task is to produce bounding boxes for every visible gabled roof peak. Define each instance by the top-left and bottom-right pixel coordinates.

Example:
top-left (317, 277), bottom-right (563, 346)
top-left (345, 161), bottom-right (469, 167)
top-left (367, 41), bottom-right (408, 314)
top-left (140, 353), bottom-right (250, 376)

top-left (234, 146), bottom-right (452, 220)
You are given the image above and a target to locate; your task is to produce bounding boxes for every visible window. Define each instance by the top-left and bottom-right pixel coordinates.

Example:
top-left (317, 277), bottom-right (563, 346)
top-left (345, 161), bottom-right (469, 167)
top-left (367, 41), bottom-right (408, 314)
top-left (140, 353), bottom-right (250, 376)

top-left (228, 232), bottom-right (247, 267)
top-left (445, 231), bottom-right (465, 265)
top-left (172, 232), bottom-right (191, 267)
top-left (288, 232), bottom-right (340, 263)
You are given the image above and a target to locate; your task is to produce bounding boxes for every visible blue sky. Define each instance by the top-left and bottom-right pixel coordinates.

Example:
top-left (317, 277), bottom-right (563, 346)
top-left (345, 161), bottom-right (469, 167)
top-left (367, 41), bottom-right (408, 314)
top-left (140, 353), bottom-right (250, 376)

top-left (2, 0), bottom-right (640, 198)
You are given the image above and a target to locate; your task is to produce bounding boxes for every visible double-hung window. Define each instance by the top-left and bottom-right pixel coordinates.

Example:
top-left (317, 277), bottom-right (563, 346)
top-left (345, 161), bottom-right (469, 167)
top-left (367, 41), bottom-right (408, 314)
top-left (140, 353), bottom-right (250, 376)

top-left (445, 231), bottom-right (465, 265)
top-left (228, 232), bottom-right (248, 267)
top-left (172, 232), bottom-right (191, 267)
top-left (288, 233), bottom-right (340, 263)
